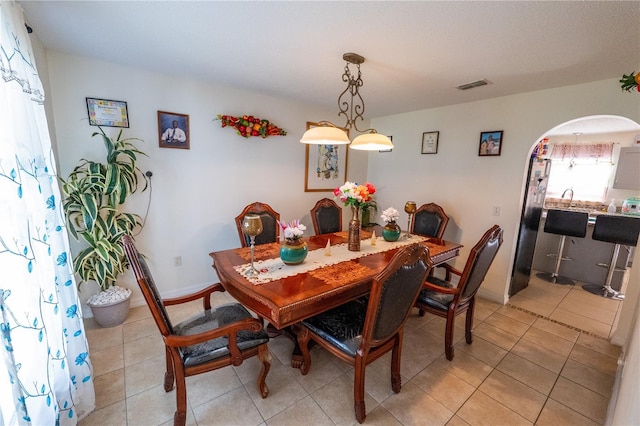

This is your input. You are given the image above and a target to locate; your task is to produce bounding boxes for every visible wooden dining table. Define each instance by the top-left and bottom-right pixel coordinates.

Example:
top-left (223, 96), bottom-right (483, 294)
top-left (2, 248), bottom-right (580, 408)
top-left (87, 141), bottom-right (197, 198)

top-left (209, 229), bottom-right (462, 367)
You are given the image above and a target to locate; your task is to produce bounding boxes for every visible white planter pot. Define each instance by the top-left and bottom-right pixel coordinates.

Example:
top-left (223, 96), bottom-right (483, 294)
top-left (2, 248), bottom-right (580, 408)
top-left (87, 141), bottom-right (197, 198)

top-left (88, 294), bottom-right (131, 327)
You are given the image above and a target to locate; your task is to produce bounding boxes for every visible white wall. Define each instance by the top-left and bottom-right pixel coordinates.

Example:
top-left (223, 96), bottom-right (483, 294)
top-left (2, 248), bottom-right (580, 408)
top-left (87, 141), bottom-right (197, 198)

top-left (38, 48), bottom-right (640, 423)
top-left (42, 50), bottom-right (640, 338)
top-left (368, 80), bottom-right (640, 304)
top-left (43, 51), bottom-right (369, 309)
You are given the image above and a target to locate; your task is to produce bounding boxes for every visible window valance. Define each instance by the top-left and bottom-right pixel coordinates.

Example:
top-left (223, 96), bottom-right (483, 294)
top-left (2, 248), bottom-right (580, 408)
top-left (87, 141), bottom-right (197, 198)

top-left (549, 143), bottom-right (614, 162)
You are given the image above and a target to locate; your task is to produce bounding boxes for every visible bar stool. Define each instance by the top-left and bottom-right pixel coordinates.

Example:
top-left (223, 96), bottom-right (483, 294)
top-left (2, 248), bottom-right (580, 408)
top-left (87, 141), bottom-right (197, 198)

top-left (583, 215), bottom-right (640, 299)
top-left (536, 209), bottom-right (589, 285)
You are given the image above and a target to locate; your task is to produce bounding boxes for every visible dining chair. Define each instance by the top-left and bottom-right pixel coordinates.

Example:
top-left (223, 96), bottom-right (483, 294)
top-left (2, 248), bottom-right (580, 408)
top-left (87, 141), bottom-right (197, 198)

top-left (414, 225), bottom-right (503, 360)
top-left (411, 202), bottom-right (450, 277)
top-left (410, 202), bottom-right (449, 239)
top-left (296, 243), bottom-right (433, 423)
top-left (310, 197), bottom-right (342, 234)
top-left (235, 201), bottom-right (280, 247)
top-left (122, 235), bottom-right (271, 426)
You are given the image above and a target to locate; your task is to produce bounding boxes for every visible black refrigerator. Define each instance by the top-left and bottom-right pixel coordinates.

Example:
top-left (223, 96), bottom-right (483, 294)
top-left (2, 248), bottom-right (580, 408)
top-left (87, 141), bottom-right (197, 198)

top-left (510, 157), bottom-right (551, 296)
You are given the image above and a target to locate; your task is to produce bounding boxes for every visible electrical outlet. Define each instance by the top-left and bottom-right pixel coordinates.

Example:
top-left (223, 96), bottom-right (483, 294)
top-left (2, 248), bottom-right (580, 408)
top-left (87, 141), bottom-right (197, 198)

top-left (492, 206), bottom-right (501, 216)
top-left (174, 256), bottom-right (182, 266)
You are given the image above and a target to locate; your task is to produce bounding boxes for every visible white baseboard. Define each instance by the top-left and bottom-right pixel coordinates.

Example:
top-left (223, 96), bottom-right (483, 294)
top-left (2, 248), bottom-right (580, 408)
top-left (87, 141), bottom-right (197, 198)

top-left (478, 287), bottom-right (507, 305)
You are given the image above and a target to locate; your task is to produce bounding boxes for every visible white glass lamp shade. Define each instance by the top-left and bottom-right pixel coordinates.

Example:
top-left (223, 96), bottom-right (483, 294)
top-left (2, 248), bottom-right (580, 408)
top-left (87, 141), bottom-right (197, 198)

top-left (349, 133), bottom-right (394, 151)
top-left (300, 126), bottom-right (350, 145)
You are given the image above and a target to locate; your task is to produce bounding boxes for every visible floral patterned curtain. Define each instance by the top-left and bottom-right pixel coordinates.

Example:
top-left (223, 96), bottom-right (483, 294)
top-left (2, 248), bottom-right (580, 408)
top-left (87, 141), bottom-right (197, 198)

top-left (549, 142), bottom-right (614, 162)
top-left (0, 1), bottom-right (94, 424)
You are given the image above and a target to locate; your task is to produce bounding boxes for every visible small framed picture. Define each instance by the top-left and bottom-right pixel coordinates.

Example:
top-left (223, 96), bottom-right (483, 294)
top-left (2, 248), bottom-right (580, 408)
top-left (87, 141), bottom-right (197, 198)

top-left (158, 111), bottom-right (189, 149)
top-left (379, 135), bottom-right (393, 153)
top-left (421, 131), bottom-right (439, 154)
top-left (86, 98), bottom-right (129, 128)
top-left (479, 130), bottom-right (503, 156)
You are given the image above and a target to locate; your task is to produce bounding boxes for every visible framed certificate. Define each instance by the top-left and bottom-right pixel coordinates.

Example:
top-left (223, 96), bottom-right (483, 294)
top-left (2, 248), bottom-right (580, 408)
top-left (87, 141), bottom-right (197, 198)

top-left (421, 131), bottom-right (439, 154)
top-left (86, 98), bottom-right (129, 128)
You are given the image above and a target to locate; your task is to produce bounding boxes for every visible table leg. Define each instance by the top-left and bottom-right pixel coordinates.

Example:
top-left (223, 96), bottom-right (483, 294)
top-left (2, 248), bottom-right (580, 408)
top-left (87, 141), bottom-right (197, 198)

top-left (268, 323), bottom-right (312, 369)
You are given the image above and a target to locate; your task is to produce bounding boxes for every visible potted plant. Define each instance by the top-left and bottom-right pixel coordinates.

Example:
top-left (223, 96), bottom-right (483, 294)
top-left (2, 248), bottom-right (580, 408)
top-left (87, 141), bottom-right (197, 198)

top-left (60, 128), bottom-right (148, 327)
top-left (380, 207), bottom-right (401, 241)
top-left (277, 219), bottom-right (308, 265)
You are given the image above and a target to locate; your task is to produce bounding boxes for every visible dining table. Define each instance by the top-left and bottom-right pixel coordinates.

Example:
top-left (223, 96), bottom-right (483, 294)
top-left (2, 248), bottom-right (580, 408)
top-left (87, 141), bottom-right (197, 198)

top-left (209, 228), bottom-right (462, 368)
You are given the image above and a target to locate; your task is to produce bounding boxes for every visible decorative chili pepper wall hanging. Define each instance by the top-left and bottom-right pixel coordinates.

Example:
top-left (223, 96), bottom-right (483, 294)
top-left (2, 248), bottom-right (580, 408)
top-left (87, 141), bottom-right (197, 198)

top-left (620, 71), bottom-right (640, 92)
top-left (216, 114), bottom-right (287, 138)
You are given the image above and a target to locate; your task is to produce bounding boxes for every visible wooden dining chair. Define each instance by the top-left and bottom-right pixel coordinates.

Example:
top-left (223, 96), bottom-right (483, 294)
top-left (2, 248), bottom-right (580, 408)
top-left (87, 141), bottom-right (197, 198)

top-left (310, 197), bottom-right (342, 234)
top-left (122, 235), bottom-right (271, 426)
top-left (235, 201), bottom-right (280, 247)
top-left (411, 202), bottom-right (450, 277)
top-left (296, 243), bottom-right (433, 423)
top-left (414, 225), bottom-right (503, 360)
top-left (410, 202), bottom-right (449, 239)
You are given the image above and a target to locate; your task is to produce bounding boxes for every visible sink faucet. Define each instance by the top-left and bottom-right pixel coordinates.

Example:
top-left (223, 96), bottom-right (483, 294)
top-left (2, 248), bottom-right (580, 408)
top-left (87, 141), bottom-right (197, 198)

top-left (561, 188), bottom-right (574, 207)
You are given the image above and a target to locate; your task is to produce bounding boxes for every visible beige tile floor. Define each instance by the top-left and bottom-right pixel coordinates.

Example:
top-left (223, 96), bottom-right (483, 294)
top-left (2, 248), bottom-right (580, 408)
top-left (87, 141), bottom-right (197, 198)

top-left (81, 286), bottom-right (621, 426)
top-left (508, 270), bottom-right (623, 339)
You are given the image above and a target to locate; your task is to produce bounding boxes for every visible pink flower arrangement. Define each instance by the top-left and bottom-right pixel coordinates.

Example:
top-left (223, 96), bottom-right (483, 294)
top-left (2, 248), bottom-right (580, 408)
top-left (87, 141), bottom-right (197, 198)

top-left (333, 181), bottom-right (376, 209)
top-left (277, 219), bottom-right (306, 242)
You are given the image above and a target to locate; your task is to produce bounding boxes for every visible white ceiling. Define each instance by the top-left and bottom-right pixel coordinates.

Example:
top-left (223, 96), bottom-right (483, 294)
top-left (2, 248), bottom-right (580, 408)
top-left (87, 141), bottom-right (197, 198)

top-left (19, 1), bottom-right (640, 132)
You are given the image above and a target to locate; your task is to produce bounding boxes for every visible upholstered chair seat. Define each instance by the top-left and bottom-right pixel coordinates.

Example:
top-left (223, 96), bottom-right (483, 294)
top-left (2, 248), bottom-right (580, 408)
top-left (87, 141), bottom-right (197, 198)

top-left (301, 297), bottom-right (368, 356)
top-left (174, 303), bottom-right (269, 366)
top-left (416, 277), bottom-right (455, 310)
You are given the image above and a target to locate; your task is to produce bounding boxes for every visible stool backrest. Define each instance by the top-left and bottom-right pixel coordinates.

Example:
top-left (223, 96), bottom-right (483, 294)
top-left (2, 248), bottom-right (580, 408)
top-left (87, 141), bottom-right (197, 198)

top-left (592, 215), bottom-right (640, 246)
top-left (544, 209), bottom-right (588, 238)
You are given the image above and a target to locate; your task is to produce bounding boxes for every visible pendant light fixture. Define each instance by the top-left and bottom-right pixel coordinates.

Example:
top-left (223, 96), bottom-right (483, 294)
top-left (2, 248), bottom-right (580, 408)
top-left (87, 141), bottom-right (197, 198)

top-left (300, 52), bottom-right (394, 151)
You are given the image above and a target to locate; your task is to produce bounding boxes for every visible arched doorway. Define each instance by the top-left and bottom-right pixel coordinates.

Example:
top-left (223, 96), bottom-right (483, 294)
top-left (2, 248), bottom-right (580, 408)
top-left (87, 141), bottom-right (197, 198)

top-left (509, 115), bottom-right (640, 339)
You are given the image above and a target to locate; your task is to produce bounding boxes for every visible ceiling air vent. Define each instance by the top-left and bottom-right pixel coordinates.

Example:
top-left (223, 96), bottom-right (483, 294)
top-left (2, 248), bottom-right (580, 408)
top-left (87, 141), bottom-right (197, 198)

top-left (456, 79), bottom-right (491, 91)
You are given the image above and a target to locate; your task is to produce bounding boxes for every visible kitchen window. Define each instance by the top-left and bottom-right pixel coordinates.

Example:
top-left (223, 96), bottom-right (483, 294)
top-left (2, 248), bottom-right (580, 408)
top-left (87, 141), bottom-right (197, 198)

top-left (545, 143), bottom-right (614, 202)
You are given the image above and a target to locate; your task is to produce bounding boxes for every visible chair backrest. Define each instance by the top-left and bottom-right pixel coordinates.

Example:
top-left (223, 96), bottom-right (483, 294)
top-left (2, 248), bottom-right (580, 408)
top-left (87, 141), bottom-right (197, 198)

top-left (310, 198), bottom-right (342, 234)
top-left (544, 209), bottom-right (588, 238)
top-left (122, 235), bottom-right (174, 337)
top-left (363, 243), bottom-right (433, 345)
top-left (456, 225), bottom-right (504, 302)
top-left (411, 203), bottom-right (449, 239)
top-left (235, 202), bottom-right (280, 247)
top-left (592, 214), bottom-right (640, 246)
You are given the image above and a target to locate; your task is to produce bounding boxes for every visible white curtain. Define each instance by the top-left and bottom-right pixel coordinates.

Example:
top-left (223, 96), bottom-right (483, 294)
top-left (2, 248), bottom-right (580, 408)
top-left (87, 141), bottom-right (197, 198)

top-left (0, 1), bottom-right (95, 424)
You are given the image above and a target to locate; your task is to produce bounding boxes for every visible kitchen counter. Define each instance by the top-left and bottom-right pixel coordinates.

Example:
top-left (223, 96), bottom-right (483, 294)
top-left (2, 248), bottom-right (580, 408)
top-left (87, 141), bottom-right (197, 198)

top-left (532, 213), bottom-right (637, 289)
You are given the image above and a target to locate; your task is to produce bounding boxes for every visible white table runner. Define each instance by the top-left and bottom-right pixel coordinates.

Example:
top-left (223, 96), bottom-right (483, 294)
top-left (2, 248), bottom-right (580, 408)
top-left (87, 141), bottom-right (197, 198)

top-left (234, 235), bottom-right (426, 285)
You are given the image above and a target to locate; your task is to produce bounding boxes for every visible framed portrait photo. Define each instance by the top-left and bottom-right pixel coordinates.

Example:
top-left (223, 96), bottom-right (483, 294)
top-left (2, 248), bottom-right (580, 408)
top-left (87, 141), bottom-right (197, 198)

top-left (479, 130), bottom-right (503, 156)
top-left (158, 111), bottom-right (189, 149)
top-left (86, 97), bottom-right (129, 128)
top-left (304, 122), bottom-right (349, 192)
top-left (421, 131), bottom-right (439, 154)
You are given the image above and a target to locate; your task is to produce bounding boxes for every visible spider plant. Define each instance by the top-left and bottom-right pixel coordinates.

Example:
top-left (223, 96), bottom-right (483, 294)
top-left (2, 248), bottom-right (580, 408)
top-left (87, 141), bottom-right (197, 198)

top-left (60, 128), bottom-right (148, 291)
